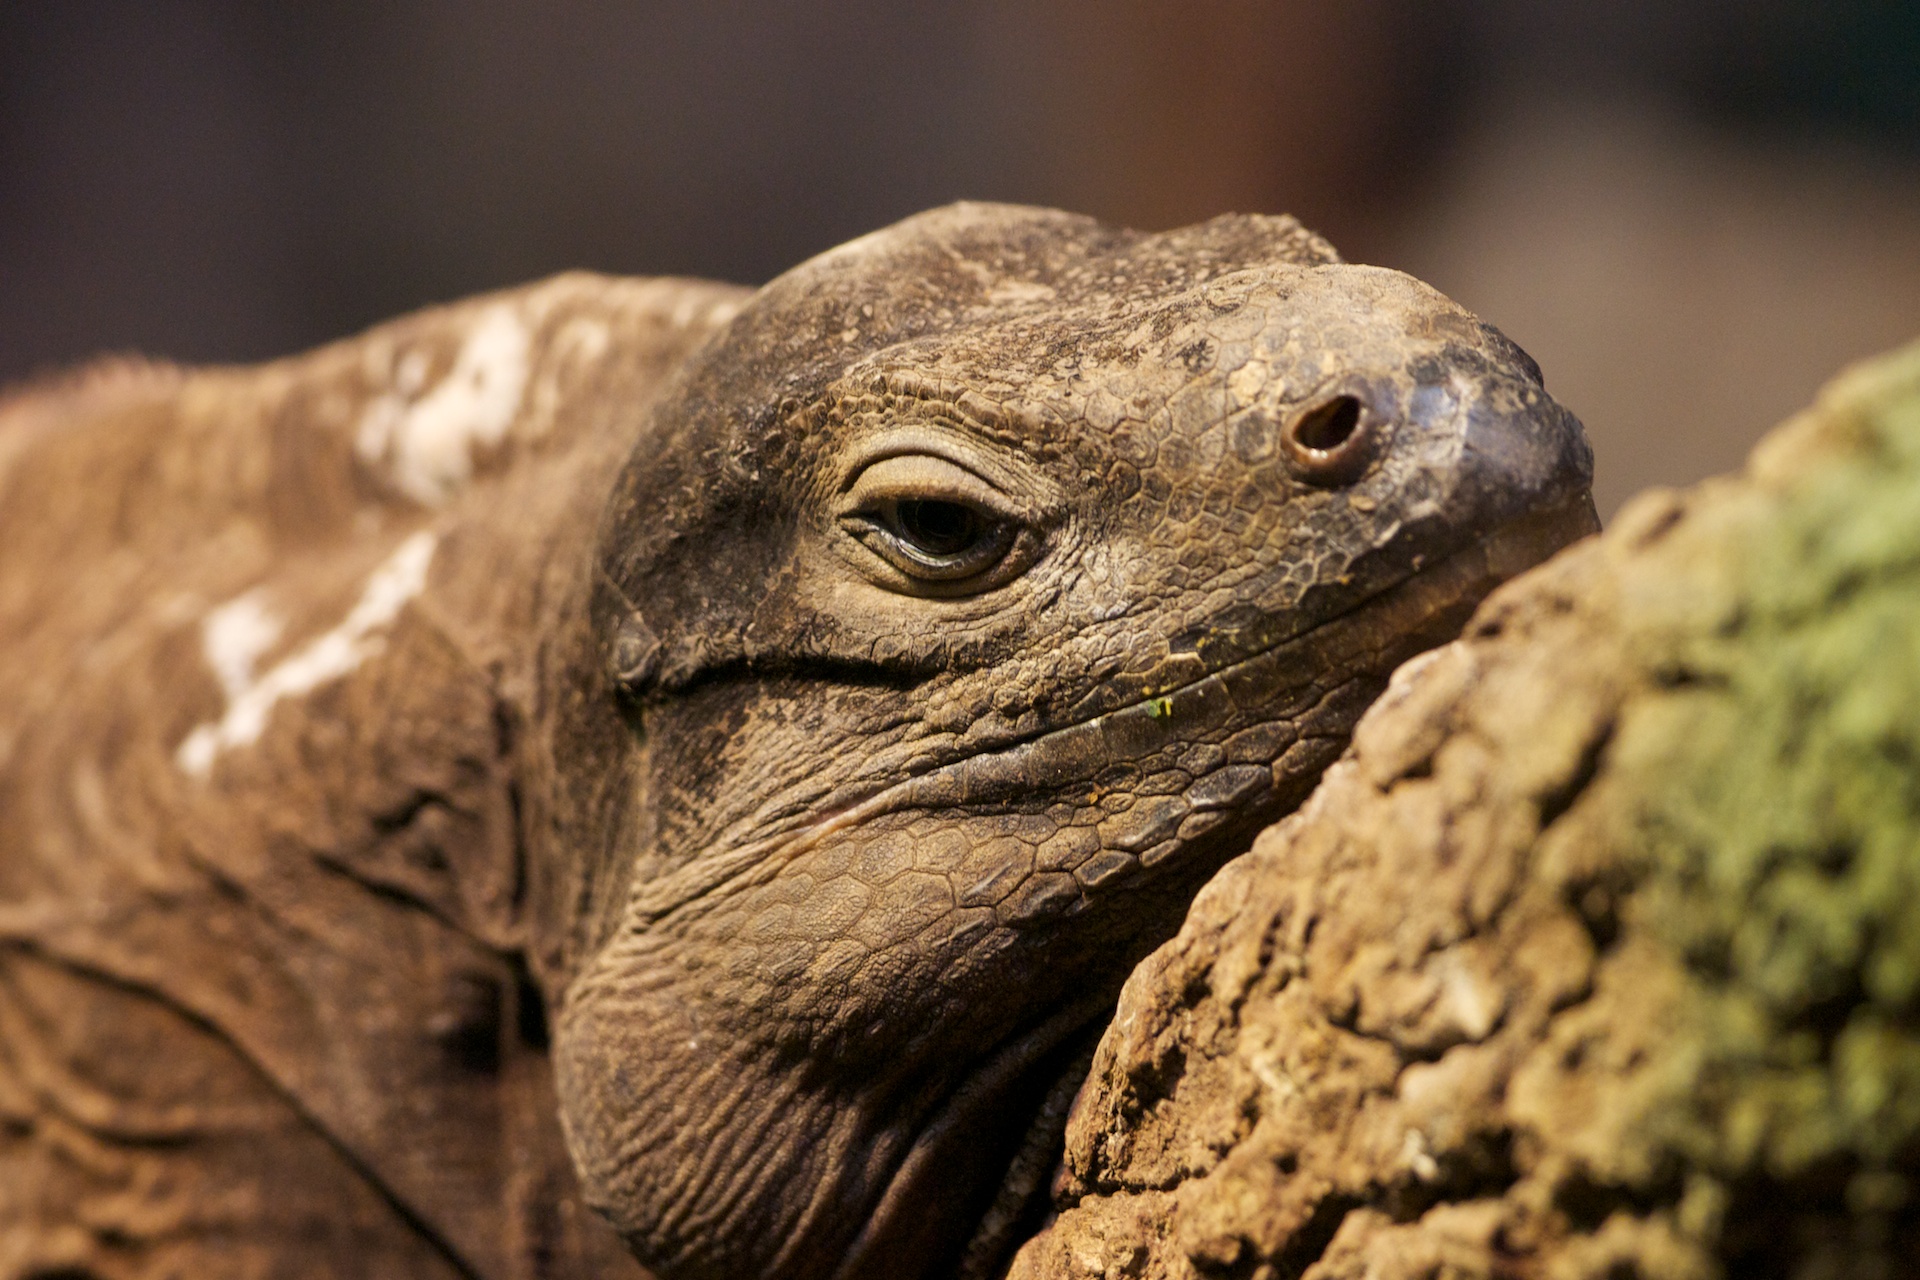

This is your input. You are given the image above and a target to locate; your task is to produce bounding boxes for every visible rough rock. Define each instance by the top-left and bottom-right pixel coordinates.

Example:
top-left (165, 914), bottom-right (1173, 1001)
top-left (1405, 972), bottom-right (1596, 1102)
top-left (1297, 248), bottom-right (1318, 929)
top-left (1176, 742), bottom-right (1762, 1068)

top-left (1011, 341), bottom-right (1920, 1280)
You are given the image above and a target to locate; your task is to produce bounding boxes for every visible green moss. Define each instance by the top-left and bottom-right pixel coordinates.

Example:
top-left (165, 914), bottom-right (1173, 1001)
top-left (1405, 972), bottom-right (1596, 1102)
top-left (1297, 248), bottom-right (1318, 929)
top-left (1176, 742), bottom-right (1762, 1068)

top-left (1614, 341), bottom-right (1920, 1185)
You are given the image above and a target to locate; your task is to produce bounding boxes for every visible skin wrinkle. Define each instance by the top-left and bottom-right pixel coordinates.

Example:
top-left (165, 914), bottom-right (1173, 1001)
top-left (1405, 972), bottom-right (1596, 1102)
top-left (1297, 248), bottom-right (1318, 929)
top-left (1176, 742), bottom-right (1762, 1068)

top-left (1, 205), bottom-right (1594, 1280)
top-left (3, 943), bottom-right (485, 1278)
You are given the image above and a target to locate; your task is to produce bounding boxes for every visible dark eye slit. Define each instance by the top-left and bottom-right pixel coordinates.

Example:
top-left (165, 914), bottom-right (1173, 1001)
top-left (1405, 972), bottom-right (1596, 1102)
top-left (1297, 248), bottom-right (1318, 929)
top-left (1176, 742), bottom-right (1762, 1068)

top-left (894, 499), bottom-right (983, 557)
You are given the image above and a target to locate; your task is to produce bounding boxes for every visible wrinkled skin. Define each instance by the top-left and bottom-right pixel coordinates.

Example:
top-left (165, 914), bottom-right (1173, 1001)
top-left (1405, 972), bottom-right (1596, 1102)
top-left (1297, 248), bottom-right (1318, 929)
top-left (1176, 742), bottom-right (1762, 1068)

top-left (0, 204), bottom-right (1593, 1280)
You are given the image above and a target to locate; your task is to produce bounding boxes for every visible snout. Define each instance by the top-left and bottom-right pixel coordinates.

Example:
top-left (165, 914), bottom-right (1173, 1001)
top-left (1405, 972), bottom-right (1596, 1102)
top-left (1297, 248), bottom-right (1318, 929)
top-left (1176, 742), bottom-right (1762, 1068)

top-left (1449, 378), bottom-right (1597, 533)
top-left (1258, 264), bottom-right (1597, 547)
top-left (1265, 352), bottom-right (1598, 627)
top-left (1346, 361), bottom-right (1598, 546)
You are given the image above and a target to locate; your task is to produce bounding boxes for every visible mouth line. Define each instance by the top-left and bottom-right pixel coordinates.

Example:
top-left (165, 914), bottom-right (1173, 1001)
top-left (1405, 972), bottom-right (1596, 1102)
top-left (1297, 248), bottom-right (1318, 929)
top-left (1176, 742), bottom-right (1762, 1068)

top-left (623, 496), bottom-right (1594, 928)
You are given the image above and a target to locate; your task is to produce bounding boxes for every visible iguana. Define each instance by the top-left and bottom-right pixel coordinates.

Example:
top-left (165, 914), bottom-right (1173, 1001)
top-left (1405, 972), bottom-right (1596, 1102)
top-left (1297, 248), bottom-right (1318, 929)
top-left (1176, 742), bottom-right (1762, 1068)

top-left (0, 203), bottom-right (1596, 1280)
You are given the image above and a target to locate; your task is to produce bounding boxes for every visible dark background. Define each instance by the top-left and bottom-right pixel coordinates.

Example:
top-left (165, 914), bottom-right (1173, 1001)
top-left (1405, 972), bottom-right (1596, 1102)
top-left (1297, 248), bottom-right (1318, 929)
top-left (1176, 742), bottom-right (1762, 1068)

top-left (3, 1), bottom-right (1916, 514)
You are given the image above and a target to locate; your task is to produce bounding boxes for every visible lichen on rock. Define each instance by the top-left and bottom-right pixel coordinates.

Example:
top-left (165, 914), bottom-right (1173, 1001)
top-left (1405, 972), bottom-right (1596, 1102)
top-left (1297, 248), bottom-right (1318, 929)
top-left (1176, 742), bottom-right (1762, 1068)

top-left (1010, 340), bottom-right (1920, 1280)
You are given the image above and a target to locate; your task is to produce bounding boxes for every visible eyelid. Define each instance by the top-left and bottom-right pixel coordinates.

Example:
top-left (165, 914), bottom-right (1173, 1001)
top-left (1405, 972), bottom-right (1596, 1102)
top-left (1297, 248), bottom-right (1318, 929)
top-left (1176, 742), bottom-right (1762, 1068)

top-left (837, 425), bottom-right (1046, 505)
top-left (841, 454), bottom-right (1020, 517)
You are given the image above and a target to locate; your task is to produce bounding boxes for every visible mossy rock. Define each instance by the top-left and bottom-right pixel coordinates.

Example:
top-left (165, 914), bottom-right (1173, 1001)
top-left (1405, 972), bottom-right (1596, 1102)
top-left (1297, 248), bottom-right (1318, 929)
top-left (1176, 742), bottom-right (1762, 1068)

top-left (1010, 341), bottom-right (1920, 1280)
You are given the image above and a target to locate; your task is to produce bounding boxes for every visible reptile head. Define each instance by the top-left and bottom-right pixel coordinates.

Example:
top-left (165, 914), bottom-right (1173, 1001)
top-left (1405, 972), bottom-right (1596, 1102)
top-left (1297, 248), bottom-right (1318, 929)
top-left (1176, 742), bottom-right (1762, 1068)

top-left (554, 203), bottom-right (1596, 1280)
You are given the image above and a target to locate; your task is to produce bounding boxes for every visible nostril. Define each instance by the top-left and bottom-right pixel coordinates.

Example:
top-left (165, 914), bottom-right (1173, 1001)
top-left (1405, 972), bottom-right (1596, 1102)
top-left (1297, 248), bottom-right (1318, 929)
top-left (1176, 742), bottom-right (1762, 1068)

top-left (1293, 396), bottom-right (1362, 451)
top-left (1283, 395), bottom-right (1372, 484)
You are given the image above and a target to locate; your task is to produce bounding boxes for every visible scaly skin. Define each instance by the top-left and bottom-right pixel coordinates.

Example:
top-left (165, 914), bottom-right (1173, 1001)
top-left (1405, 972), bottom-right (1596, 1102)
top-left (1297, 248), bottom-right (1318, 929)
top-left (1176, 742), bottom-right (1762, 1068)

top-left (0, 204), bottom-right (1594, 1280)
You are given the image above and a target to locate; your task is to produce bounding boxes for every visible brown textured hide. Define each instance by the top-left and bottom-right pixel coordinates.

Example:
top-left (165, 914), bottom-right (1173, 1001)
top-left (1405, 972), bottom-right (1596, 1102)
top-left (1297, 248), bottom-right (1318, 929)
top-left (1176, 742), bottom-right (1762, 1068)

top-left (0, 204), bottom-right (1594, 1280)
top-left (0, 275), bottom-right (741, 1279)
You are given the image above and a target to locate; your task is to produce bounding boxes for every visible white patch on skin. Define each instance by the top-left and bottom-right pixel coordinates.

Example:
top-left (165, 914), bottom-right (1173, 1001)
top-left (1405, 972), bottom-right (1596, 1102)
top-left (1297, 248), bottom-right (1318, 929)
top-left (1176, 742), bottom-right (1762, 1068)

top-left (668, 294), bottom-right (695, 328)
top-left (522, 315), bottom-right (612, 440)
top-left (200, 590), bottom-right (284, 703)
top-left (557, 315), bottom-right (612, 363)
top-left (356, 305), bottom-right (531, 506)
top-left (177, 531), bottom-right (438, 777)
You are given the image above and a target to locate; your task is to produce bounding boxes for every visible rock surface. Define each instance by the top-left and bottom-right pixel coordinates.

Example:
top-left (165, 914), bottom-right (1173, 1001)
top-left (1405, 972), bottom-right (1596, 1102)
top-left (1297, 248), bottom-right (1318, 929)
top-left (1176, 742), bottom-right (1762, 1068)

top-left (1010, 340), bottom-right (1920, 1280)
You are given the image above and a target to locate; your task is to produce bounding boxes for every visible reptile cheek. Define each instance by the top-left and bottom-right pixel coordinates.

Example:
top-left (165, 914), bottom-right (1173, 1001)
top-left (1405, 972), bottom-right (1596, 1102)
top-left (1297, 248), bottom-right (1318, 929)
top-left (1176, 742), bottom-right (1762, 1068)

top-left (1281, 391), bottom-right (1376, 486)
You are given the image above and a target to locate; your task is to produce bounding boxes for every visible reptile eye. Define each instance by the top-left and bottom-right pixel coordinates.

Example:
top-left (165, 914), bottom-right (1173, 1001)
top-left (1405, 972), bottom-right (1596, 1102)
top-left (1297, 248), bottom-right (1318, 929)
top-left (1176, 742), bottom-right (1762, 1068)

top-left (837, 452), bottom-right (1040, 593)
top-left (863, 496), bottom-right (1014, 580)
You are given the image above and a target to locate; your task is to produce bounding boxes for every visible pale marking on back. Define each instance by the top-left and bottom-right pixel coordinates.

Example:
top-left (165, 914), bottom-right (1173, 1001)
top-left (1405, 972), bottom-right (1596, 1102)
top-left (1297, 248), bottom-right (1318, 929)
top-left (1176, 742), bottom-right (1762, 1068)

top-left (522, 315), bottom-right (612, 441)
top-left (176, 531), bottom-right (438, 777)
top-left (200, 590), bottom-right (285, 703)
top-left (355, 304), bottom-right (531, 506)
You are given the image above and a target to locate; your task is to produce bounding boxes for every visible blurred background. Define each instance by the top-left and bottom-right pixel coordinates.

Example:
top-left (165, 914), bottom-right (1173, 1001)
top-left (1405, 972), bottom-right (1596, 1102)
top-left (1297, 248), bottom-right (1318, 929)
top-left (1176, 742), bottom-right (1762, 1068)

top-left (2, 0), bottom-right (1915, 516)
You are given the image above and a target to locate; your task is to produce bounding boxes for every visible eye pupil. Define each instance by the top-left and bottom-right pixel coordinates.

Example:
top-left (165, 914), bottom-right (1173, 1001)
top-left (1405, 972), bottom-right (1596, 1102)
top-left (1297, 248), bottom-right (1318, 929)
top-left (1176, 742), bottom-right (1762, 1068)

top-left (895, 499), bottom-right (981, 557)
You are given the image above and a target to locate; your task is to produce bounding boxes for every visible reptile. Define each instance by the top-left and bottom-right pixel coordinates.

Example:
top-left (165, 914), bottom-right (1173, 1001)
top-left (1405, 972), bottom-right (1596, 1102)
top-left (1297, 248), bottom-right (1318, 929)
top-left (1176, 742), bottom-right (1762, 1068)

top-left (0, 203), bottom-right (1596, 1280)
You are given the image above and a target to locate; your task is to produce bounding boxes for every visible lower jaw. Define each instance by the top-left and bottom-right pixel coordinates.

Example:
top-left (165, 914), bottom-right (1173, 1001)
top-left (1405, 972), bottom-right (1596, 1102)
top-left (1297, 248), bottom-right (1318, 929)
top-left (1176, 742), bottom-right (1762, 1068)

top-left (828, 993), bottom-right (1118, 1280)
